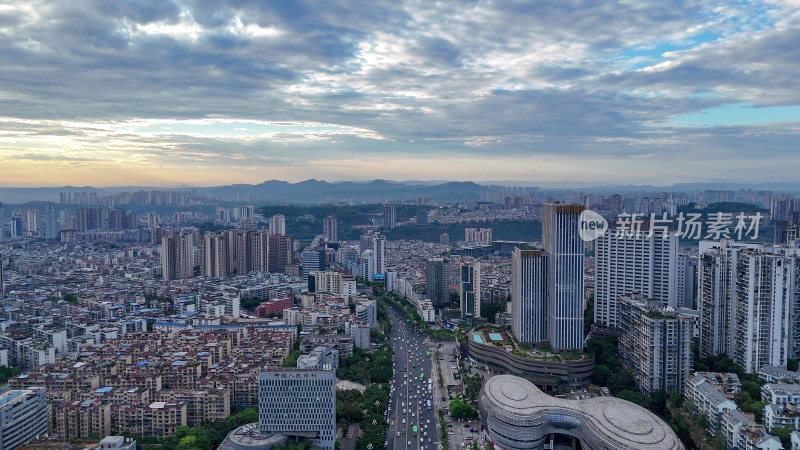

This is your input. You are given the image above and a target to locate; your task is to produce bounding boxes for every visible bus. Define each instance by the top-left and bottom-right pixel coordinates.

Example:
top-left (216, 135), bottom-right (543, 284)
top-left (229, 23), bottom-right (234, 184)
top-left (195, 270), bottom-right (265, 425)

top-left (419, 373), bottom-right (425, 380)
top-left (412, 425), bottom-right (418, 435)
top-left (426, 399), bottom-right (432, 410)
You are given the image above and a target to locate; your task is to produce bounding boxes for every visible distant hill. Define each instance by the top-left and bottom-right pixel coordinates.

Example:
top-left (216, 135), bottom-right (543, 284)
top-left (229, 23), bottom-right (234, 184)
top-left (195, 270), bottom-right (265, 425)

top-left (2, 179), bottom-right (800, 204)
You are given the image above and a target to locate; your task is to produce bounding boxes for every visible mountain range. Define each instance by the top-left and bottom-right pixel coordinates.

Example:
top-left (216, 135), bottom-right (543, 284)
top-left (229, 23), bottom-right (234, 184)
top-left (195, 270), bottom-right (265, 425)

top-left (1, 179), bottom-right (799, 204)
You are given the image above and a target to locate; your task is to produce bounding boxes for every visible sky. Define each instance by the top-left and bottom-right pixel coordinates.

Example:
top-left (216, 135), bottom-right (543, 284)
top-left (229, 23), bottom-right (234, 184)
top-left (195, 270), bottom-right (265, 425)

top-left (1, 0), bottom-right (800, 187)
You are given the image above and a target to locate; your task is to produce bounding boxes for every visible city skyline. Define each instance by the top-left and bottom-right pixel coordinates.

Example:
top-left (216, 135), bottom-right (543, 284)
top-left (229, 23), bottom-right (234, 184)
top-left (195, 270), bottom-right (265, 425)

top-left (1, 1), bottom-right (799, 186)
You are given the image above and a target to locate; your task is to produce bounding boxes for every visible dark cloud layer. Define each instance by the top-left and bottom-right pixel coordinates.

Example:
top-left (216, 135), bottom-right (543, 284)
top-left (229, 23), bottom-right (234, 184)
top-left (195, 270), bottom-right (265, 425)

top-left (0, 0), bottom-right (798, 184)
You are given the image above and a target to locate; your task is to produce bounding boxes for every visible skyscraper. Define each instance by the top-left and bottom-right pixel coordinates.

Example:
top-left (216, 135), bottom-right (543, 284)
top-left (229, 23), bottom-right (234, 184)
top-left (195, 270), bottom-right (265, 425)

top-left (10, 217), bottom-right (23, 238)
top-left (323, 215), bottom-right (337, 243)
top-left (427, 257), bottom-right (448, 309)
top-left (511, 248), bottom-right (549, 344)
top-left (594, 228), bottom-right (678, 328)
top-left (201, 231), bottom-right (227, 278)
top-left (45, 203), bottom-right (58, 240)
top-left (258, 369), bottom-right (336, 450)
top-left (270, 214), bottom-right (286, 236)
top-left (383, 204), bottom-right (395, 230)
top-left (459, 259), bottom-right (481, 320)
top-left (542, 203), bottom-right (585, 350)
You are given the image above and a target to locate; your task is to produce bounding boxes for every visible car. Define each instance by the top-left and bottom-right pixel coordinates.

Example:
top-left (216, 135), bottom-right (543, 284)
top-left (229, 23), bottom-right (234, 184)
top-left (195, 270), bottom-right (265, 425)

top-left (397, 432), bottom-right (401, 437)
top-left (408, 441), bottom-right (411, 446)
top-left (427, 419), bottom-right (430, 424)
top-left (402, 418), bottom-right (406, 424)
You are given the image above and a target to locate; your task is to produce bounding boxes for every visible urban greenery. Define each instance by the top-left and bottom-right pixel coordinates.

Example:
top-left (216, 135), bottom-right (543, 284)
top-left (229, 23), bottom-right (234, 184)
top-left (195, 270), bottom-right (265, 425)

top-left (337, 344), bottom-right (394, 385)
top-left (585, 336), bottom-right (669, 415)
top-left (479, 301), bottom-right (507, 324)
top-left (0, 365), bottom-right (21, 384)
top-left (449, 398), bottom-right (478, 419)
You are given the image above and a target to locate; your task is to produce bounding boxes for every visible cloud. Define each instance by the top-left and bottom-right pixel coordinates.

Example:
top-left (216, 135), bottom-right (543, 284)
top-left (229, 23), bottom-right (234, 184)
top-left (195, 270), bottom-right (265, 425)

top-left (0, 0), bottom-right (799, 185)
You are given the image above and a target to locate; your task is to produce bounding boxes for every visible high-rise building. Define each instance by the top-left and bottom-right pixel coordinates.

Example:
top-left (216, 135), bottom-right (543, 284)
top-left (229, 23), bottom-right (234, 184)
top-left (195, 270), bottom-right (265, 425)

top-left (270, 214), bottom-right (286, 236)
top-left (268, 234), bottom-right (292, 273)
top-left (147, 212), bottom-right (160, 229)
top-left (0, 387), bottom-right (49, 449)
top-left (162, 229), bottom-right (195, 280)
top-left (511, 248), bottom-right (549, 344)
top-left (359, 249), bottom-right (375, 281)
top-left (542, 203), bottom-right (585, 350)
top-left (459, 259), bottom-right (481, 320)
top-left (258, 369), bottom-right (336, 450)
top-left (0, 251), bottom-right (4, 297)
top-left (733, 251), bottom-right (794, 373)
top-left (323, 216), bottom-right (338, 243)
top-left (0, 202), bottom-right (4, 241)
top-left (675, 253), bottom-right (695, 308)
top-left (594, 228), bottom-right (678, 328)
top-left (201, 231), bottom-right (227, 278)
top-left (10, 217), bottom-right (23, 238)
top-left (698, 240), bottom-right (800, 372)
top-left (76, 207), bottom-right (107, 231)
top-left (200, 229), bottom-right (268, 277)
top-left (24, 209), bottom-right (39, 234)
top-left (427, 258), bottom-right (449, 309)
top-left (301, 247), bottom-right (326, 277)
top-left (373, 234), bottom-right (386, 276)
top-left (45, 203), bottom-right (58, 239)
top-left (383, 204), bottom-right (396, 230)
top-left (618, 294), bottom-right (694, 394)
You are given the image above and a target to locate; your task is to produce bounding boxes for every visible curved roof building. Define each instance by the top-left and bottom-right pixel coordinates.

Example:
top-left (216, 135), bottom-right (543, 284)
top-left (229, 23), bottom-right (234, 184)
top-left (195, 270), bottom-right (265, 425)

top-left (479, 375), bottom-right (684, 450)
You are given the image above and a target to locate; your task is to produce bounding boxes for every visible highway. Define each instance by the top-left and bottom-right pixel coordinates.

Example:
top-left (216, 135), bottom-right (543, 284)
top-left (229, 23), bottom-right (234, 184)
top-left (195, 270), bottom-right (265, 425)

top-left (386, 307), bottom-right (440, 450)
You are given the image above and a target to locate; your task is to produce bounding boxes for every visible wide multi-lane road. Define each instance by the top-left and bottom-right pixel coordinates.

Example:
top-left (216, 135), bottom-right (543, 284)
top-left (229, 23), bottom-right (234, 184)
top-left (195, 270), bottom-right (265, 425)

top-left (386, 307), bottom-right (439, 450)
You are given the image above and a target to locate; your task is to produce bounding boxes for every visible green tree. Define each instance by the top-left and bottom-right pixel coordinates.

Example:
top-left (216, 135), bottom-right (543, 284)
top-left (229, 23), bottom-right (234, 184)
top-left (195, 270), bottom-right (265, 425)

top-left (450, 398), bottom-right (478, 419)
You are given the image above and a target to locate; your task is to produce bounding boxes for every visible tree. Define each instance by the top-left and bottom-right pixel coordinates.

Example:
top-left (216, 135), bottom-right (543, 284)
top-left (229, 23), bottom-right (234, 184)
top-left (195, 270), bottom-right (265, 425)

top-left (450, 398), bottom-right (478, 419)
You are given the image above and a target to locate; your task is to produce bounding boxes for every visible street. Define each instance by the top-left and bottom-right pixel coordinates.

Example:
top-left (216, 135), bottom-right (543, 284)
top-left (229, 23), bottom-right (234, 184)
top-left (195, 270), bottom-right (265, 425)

top-left (385, 307), bottom-right (440, 450)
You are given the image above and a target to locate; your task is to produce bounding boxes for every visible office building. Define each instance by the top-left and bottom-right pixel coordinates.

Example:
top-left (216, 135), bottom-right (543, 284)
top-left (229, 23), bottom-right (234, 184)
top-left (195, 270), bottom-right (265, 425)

top-left (0, 387), bottom-right (49, 450)
top-left (301, 248), bottom-right (326, 277)
top-left (383, 204), bottom-right (395, 230)
top-left (427, 257), bottom-right (449, 309)
top-left (323, 216), bottom-right (337, 243)
top-left (45, 203), bottom-right (58, 239)
top-left (258, 369), bottom-right (336, 450)
top-left (542, 203), bottom-right (585, 350)
top-left (10, 216), bottom-right (23, 238)
top-left (459, 259), bottom-right (481, 320)
top-left (594, 228), bottom-right (678, 328)
top-left (270, 214), bottom-right (286, 236)
top-left (618, 294), bottom-right (694, 394)
top-left (511, 247), bottom-right (549, 344)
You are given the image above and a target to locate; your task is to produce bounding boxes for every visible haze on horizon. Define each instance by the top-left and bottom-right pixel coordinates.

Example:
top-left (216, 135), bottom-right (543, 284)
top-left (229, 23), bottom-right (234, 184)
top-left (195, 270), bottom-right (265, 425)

top-left (1, 1), bottom-right (799, 187)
